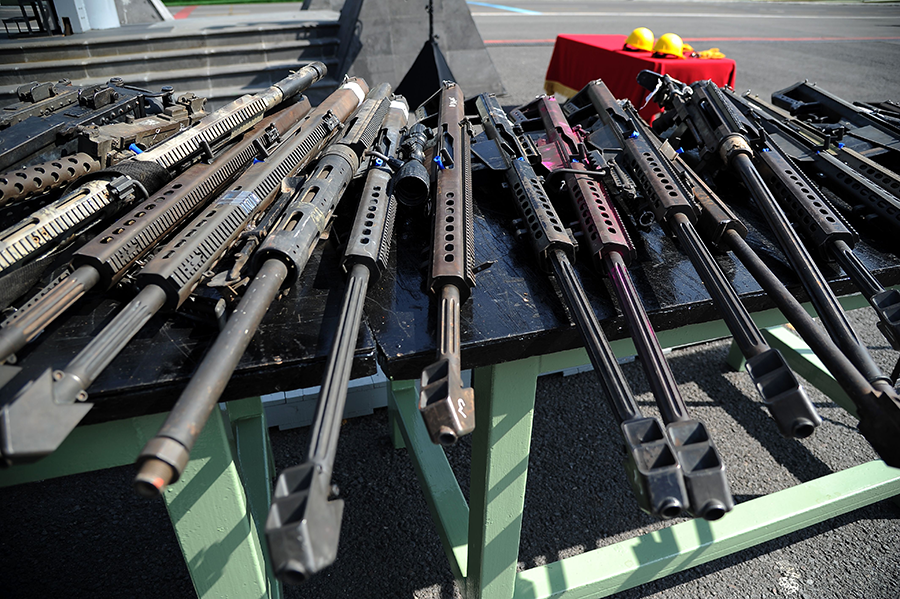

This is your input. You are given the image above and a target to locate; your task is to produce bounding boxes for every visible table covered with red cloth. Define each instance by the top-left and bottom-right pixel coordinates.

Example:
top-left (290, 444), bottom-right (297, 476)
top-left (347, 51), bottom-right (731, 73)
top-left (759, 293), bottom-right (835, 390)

top-left (544, 34), bottom-right (736, 121)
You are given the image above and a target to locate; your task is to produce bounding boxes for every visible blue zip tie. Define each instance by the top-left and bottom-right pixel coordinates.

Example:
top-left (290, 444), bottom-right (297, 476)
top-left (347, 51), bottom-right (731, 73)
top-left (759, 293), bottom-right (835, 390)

top-left (434, 155), bottom-right (446, 170)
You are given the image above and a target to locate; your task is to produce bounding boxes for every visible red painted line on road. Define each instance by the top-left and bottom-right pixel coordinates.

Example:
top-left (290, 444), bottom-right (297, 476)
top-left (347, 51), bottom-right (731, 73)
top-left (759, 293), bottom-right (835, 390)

top-left (683, 36), bottom-right (900, 42)
top-left (484, 39), bottom-right (556, 45)
top-left (172, 6), bottom-right (198, 19)
top-left (484, 36), bottom-right (900, 45)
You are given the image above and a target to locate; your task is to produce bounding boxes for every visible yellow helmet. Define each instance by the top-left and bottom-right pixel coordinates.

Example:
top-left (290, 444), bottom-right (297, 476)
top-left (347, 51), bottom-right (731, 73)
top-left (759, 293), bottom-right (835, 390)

top-left (624, 27), bottom-right (654, 52)
top-left (653, 33), bottom-right (685, 58)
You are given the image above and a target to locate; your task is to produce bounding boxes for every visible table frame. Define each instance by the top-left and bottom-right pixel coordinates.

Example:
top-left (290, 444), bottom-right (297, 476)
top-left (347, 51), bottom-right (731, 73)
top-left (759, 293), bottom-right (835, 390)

top-left (387, 292), bottom-right (900, 599)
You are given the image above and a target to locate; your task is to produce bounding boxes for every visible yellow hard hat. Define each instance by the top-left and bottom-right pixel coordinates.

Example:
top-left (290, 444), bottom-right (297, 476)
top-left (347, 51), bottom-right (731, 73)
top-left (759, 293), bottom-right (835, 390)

top-left (624, 27), bottom-right (654, 52)
top-left (653, 33), bottom-right (685, 58)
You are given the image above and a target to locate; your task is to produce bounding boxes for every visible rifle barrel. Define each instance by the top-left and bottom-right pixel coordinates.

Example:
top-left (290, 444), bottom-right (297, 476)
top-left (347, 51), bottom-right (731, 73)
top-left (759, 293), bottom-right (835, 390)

top-left (418, 82), bottom-right (476, 446)
top-left (135, 82), bottom-right (389, 494)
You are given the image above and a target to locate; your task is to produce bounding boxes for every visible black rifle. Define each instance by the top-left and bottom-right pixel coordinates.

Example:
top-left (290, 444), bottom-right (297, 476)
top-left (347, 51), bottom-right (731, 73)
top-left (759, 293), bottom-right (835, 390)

top-left (475, 92), bottom-right (688, 519)
top-left (730, 95), bottom-right (900, 351)
top-left (726, 90), bottom-right (900, 234)
top-left (0, 79), bottom-right (151, 172)
top-left (682, 150), bottom-right (900, 468)
top-left (0, 92), bottom-right (207, 207)
top-left (0, 80), bottom-right (80, 130)
top-left (0, 99), bottom-right (313, 366)
top-left (722, 90), bottom-right (900, 350)
top-left (133, 82), bottom-right (391, 497)
top-left (0, 79), bottom-right (364, 465)
top-left (639, 71), bottom-right (900, 466)
top-left (266, 93), bottom-right (408, 583)
top-left (581, 80), bottom-right (820, 440)
top-left (518, 93), bottom-right (732, 519)
top-left (0, 63), bottom-right (327, 278)
top-left (771, 81), bottom-right (900, 166)
top-left (416, 81), bottom-right (477, 446)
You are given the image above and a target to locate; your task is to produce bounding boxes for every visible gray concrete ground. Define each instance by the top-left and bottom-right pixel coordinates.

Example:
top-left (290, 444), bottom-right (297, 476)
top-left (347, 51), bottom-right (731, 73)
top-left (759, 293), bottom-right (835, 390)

top-left (1, 2), bottom-right (899, 598)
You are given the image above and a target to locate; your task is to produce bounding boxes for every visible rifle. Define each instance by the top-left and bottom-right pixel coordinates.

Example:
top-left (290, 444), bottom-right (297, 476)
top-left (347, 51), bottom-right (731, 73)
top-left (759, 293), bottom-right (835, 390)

top-left (638, 71), bottom-right (900, 466)
top-left (516, 93), bottom-right (732, 519)
top-left (0, 98), bottom-right (313, 365)
top-left (0, 91), bottom-right (207, 208)
top-left (133, 82), bottom-right (391, 497)
top-left (684, 150), bottom-right (900, 468)
top-left (0, 78), bottom-right (364, 465)
top-left (0, 63), bottom-right (327, 277)
top-left (0, 79), bottom-right (151, 172)
top-left (266, 93), bottom-right (408, 583)
top-left (474, 92), bottom-right (688, 519)
top-left (580, 80), bottom-right (820, 440)
top-left (416, 81), bottom-right (477, 446)
top-left (771, 81), bottom-right (900, 162)
top-left (728, 90), bottom-right (900, 235)
top-left (0, 80), bottom-right (80, 130)
top-left (722, 90), bottom-right (900, 349)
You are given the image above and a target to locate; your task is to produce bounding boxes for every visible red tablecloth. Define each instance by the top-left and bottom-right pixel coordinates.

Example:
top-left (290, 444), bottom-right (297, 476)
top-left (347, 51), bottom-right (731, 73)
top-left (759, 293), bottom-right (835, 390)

top-left (544, 34), bottom-right (736, 121)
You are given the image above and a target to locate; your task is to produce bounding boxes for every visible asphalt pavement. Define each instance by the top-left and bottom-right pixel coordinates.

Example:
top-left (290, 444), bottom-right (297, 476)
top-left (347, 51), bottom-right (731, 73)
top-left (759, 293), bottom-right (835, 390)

top-left (1, 1), bottom-right (899, 598)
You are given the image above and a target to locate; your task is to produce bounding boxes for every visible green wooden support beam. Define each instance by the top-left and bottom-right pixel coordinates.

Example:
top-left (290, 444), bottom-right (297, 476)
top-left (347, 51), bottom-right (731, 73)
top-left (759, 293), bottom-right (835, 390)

top-left (514, 459), bottom-right (900, 598)
top-left (389, 378), bottom-right (470, 585)
top-left (163, 407), bottom-right (271, 599)
top-left (467, 357), bottom-right (541, 599)
top-left (226, 397), bottom-right (283, 599)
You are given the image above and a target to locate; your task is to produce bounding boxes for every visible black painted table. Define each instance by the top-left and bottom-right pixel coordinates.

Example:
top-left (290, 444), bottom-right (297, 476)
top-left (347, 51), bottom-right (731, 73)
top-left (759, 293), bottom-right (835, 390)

top-left (2, 232), bottom-right (378, 425)
top-left (366, 161), bottom-right (900, 380)
top-left (371, 157), bottom-right (900, 599)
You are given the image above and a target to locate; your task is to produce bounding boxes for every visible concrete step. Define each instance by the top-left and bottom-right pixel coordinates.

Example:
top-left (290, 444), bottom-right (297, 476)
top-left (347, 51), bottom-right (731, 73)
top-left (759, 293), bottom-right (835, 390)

top-left (0, 37), bottom-right (341, 88)
top-left (0, 11), bottom-right (341, 63)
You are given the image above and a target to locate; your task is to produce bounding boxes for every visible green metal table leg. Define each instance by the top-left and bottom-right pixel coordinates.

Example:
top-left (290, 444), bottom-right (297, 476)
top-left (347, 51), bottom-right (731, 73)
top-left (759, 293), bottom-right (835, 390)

top-left (513, 459), bottom-right (900, 598)
top-left (467, 356), bottom-right (541, 599)
top-left (388, 380), bottom-right (410, 450)
top-left (163, 406), bottom-right (270, 599)
top-left (388, 378), bottom-right (469, 586)
top-left (226, 397), bottom-right (283, 599)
